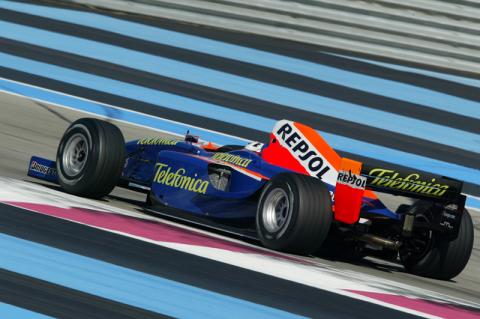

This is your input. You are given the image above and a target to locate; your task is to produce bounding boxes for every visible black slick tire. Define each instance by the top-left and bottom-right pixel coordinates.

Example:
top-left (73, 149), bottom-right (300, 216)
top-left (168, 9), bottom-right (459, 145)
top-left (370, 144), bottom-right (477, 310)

top-left (56, 118), bottom-right (125, 199)
top-left (256, 173), bottom-right (333, 255)
top-left (400, 203), bottom-right (474, 280)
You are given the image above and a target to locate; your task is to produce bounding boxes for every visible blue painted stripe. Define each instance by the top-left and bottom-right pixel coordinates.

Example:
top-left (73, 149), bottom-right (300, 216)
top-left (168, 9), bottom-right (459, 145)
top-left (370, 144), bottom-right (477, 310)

top-left (326, 52), bottom-right (480, 90)
top-left (2, 1), bottom-right (480, 120)
top-left (1, 76), bottom-right (479, 186)
top-left (0, 78), bottom-right (246, 146)
top-left (0, 233), bottom-right (305, 319)
top-left (466, 196), bottom-right (480, 209)
top-left (0, 52), bottom-right (276, 133)
top-left (0, 302), bottom-right (55, 319)
top-left (1, 22), bottom-right (479, 153)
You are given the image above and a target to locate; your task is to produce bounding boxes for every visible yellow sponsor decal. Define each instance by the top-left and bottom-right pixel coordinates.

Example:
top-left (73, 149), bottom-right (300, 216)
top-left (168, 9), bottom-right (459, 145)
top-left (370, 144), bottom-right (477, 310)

top-left (137, 137), bottom-right (178, 146)
top-left (211, 153), bottom-right (252, 168)
top-left (153, 163), bottom-right (209, 194)
top-left (368, 168), bottom-right (449, 197)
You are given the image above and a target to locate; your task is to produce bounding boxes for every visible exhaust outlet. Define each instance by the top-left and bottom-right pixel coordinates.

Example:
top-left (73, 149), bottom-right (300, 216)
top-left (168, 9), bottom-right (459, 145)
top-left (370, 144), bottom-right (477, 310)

top-left (358, 234), bottom-right (401, 250)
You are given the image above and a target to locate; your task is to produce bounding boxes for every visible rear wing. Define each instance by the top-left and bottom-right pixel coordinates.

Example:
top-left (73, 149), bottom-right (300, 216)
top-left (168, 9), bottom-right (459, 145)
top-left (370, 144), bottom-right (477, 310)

top-left (334, 158), bottom-right (466, 225)
top-left (361, 164), bottom-right (464, 203)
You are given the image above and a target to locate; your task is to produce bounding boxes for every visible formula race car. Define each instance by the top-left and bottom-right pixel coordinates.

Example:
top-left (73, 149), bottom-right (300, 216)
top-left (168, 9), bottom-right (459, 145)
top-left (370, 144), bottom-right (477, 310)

top-left (28, 118), bottom-right (474, 280)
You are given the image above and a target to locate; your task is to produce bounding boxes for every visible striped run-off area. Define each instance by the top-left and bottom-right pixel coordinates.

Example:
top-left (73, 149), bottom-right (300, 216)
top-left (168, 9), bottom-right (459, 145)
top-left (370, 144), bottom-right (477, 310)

top-left (0, 178), bottom-right (479, 318)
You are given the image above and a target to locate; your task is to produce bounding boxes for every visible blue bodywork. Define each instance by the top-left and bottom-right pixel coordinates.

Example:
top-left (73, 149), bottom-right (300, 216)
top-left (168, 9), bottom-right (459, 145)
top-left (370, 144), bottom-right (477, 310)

top-left (27, 137), bottom-right (398, 225)
top-left (124, 139), bottom-right (283, 220)
top-left (28, 156), bottom-right (58, 184)
top-left (121, 138), bottom-right (398, 223)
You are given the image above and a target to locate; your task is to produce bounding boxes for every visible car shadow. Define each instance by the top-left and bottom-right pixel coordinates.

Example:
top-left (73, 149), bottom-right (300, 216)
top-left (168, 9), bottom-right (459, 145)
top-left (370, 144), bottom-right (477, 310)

top-left (24, 179), bottom-right (109, 202)
top-left (106, 194), bottom-right (146, 207)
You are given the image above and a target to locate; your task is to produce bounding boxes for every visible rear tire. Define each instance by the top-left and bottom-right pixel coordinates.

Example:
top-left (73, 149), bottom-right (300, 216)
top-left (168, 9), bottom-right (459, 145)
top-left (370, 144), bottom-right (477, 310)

top-left (56, 118), bottom-right (125, 199)
top-left (400, 203), bottom-right (474, 280)
top-left (256, 173), bottom-right (332, 254)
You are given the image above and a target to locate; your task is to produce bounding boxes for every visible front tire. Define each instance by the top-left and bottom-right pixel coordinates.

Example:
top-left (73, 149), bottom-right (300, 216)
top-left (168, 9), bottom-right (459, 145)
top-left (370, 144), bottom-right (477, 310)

top-left (56, 118), bottom-right (125, 199)
top-left (400, 203), bottom-right (474, 280)
top-left (256, 173), bottom-right (332, 255)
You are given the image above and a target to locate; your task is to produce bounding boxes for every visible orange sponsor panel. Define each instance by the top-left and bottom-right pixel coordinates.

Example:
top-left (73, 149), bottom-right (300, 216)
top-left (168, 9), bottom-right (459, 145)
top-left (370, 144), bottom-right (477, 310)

top-left (334, 158), bottom-right (366, 224)
top-left (293, 122), bottom-right (341, 170)
top-left (261, 133), bottom-right (309, 175)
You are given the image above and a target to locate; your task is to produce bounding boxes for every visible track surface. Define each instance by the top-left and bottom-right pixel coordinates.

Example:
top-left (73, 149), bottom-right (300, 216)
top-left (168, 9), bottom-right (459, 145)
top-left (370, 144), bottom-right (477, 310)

top-left (0, 1), bottom-right (479, 317)
top-left (1, 92), bottom-right (479, 315)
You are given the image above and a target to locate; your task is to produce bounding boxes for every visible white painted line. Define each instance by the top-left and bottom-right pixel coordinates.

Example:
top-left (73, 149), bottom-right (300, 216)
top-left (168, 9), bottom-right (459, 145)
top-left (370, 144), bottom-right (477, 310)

top-left (0, 77), bottom-right (251, 143)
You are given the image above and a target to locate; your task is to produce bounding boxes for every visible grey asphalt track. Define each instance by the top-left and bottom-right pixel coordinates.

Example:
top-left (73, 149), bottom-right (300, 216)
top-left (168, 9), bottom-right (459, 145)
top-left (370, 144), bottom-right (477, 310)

top-left (1, 91), bottom-right (479, 308)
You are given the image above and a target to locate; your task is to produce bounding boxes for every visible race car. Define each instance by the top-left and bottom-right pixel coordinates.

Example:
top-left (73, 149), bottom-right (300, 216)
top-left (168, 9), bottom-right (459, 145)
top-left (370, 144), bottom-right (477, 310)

top-left (28, 118), bottom-right (474, 280)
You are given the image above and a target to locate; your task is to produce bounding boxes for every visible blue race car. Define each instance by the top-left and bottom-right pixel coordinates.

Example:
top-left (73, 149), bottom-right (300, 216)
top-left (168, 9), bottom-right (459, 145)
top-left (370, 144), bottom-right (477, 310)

top-left (28, 118), bottom-right (473, 280)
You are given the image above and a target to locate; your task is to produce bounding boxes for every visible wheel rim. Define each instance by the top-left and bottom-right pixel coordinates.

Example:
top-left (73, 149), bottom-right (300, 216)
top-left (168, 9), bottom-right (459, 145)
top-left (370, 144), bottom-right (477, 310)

top-left (401, 213), bottom-right (434, 262)
top-left (62, 133), bottom-right (89, 177)
top-left (262, 188), bottom-right (291, 233)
